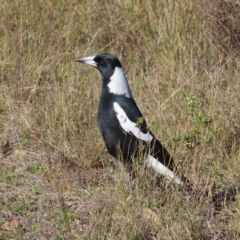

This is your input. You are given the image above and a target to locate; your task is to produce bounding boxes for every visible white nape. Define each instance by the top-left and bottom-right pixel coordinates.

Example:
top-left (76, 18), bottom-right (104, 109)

top-left (108, 67), bottom-right (133, 98)
top-left (113, 102), bottom-right (153, 142)
top-left (146, 155), bottom-right (183, 185)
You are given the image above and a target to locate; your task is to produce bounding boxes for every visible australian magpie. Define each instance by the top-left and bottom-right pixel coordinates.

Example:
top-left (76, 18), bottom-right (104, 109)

top-left (75, 54), bottom-right (185, 185)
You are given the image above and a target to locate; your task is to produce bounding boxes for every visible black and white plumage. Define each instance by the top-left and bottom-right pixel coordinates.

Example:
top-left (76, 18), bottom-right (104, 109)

top-left (76, 54), bottom-right (184, 185)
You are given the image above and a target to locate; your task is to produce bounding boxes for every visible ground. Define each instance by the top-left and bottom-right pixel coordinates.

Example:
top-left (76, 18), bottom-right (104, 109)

top-left (0, 0), bottom-right (240, 239)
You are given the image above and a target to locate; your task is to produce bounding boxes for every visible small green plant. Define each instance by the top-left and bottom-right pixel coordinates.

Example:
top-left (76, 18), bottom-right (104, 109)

top-left (29, 223), bottom-right (41, 232)
top-left (1, 174), bottom-right (14, 184)
top-left (186, 92), bottom-right (196, 114)
top-left (186, 92), bottom-right (212, 125)
top-left (55, 235), bottom-right (65, 240)
top-left (175, 92), bottom-right (215, 153)
top-left (29, 163), bottom-right (44, 174)
top-left (135, 117), bottom-right (145, 128)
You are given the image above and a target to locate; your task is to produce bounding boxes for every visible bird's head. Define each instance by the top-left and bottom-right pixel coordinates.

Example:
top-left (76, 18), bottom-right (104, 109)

top-left (76, 53), bottom-right (132, 98)
top-left (75, 53), bottom-right (122, 79)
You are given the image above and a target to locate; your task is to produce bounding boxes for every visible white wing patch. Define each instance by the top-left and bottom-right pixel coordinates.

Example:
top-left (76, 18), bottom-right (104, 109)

top-left (146, 155), bottom-right (183, 185)
top-left (108, 67), bottom-right (133, 98)
top-left (113, 102), bottom-right (153, 142)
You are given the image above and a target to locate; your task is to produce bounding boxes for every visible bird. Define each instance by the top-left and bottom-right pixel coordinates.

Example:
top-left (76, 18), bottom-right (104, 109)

top-left (75, 53), bottom-right (185, 185)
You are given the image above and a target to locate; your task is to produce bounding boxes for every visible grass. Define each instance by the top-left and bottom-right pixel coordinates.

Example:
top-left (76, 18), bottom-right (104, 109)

top-left (0, 0), bottom-right (240, 239)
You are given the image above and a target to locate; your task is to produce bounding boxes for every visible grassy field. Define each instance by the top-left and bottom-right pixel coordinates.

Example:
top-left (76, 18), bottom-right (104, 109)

top-left (0, 0), bottom-right (240, 239)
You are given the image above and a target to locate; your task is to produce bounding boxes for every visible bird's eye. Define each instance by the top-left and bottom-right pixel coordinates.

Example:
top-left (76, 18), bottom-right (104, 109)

top-left (99, 59), bottom-right (105, 65)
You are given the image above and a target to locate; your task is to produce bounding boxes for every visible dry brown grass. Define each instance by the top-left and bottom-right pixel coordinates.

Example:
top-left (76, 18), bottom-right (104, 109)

top-left (0, 0), bottom-right (240, 239)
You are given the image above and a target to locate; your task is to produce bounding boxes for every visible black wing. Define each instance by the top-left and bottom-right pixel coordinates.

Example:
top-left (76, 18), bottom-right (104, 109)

top-left (115, 96), bottom-right (175, 170)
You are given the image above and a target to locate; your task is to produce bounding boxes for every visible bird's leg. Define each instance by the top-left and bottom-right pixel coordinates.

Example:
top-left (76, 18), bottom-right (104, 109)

top-left (126, 163), bottom-right (136, 191)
